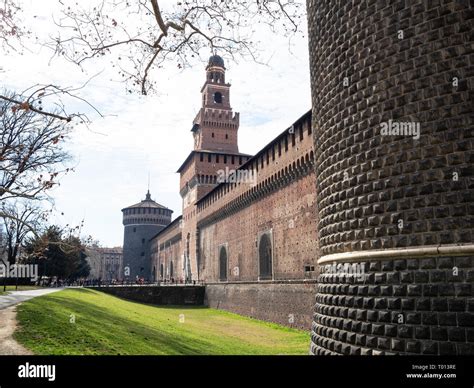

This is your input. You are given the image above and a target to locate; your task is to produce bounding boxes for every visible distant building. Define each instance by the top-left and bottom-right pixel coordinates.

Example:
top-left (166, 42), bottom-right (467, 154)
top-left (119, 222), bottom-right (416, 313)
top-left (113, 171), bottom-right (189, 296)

top-left (100, 247), bottom-right (123, 281)
top-left (86, 246), bottom-right (123, 281)
top-left (121, 191), bottom-right (172, 281)
top-left (85, 247), bottom-right (101, 279)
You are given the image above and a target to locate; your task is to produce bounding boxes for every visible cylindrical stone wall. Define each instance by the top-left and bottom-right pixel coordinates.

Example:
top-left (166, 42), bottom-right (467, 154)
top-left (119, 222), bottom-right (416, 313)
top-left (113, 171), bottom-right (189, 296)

top-left (307, 0), bottom-right (474, 355)
top-left (123, 223), bottom-right (164, 280)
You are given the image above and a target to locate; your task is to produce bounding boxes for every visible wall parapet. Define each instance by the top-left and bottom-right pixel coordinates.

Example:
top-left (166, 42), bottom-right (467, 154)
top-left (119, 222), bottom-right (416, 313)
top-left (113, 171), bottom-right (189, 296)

top-left (196, 110), bottom-right (313, 218)
top-left (197, 156), bottom-right (314, 229)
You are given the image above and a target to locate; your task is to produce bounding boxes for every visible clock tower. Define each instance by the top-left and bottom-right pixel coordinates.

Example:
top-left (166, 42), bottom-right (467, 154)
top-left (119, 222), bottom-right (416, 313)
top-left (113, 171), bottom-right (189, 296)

top-left (176, 54), bottom-right (251, 282)
top-left (191, 54), bottom-right (239, 153)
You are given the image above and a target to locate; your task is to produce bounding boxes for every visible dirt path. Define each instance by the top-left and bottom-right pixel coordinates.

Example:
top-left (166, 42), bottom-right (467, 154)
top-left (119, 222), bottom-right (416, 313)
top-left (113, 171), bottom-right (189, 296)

top-left (0, 288), bottom-right (62, 355)
top-left (0, 305), bottom-right (33, 355)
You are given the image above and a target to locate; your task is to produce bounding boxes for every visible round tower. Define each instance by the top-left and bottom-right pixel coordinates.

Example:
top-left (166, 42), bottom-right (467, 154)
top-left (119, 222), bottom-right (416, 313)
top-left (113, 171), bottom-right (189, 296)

top-left (122, 191), bottom-right (172, 281)
top-left (307, 1), bottom-right (474, 355)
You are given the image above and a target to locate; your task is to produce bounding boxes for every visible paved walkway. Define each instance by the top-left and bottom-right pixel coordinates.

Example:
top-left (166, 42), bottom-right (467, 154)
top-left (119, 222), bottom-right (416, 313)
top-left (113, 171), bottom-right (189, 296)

top-left (0, 288), bottom-right (63, 355)
top-left (0, 288), bottom-right (63, 310)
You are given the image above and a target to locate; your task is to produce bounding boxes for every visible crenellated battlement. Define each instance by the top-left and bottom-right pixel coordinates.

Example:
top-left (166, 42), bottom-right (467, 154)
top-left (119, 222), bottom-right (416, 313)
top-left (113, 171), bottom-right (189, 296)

top-left (194, 109), bottom-right (239, 129)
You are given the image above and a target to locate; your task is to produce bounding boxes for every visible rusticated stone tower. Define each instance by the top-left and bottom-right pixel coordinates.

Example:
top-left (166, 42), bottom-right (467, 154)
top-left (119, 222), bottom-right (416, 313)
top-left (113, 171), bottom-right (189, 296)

top-left (122, 191), bottom-right (172, 281)
top-left (307, 1), bottom-right (473, 355)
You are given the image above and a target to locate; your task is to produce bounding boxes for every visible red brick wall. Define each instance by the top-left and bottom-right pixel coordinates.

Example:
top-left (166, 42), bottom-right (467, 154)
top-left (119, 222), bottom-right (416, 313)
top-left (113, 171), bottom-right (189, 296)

top-left (205, 282), bottom-right (317, 330)
top-left (193, 111), bottom-right (319, 326)
top-left (151, 219), bottom-right (183, 282)
top-left (198, 172), bottom-right (318, 282)
top-left (197, 111), bottom-right (318, 281)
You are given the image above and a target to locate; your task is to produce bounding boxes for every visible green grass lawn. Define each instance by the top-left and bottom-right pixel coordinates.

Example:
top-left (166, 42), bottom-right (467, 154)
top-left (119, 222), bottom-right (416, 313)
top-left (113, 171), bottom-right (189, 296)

top-left (0, 285), bottom-right (42, 295)
top-left (14, 288), bottom-right (310, 355)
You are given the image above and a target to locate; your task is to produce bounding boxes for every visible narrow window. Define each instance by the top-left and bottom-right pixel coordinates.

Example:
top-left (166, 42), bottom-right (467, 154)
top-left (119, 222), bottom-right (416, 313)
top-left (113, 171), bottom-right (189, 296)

top-left (258, 233), bottom-right (272, 280)
top-left (219, 246), bottom-right (228, 281)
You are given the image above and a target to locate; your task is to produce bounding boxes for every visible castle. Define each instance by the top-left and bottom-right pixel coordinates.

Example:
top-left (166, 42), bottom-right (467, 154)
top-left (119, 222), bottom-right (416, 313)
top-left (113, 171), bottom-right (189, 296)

top-left (121, 0), bottom-right (474, 355)
top-left (123, 55), bottom-right (319, 328)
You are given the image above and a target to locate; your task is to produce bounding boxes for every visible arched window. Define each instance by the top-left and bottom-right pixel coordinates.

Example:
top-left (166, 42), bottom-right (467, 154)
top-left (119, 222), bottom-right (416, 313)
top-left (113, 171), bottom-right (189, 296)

top-left (219, 246), bottom-right (227, 281)
top-left (213, 92), bottom-right (223, 104)
top-left (258, 233), bottom-right (272, 280)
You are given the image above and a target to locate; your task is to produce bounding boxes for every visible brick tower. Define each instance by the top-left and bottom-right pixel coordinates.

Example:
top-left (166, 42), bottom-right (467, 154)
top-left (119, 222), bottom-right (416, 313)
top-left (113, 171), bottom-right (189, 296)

top-left (307, 1), bottom-right (474, 355)
top-left (122, 191), bottom-right (173, 281)
top-left (191, 54), bottom-right (240, 153)
top-left (177, 55), bottom-right (251, 282)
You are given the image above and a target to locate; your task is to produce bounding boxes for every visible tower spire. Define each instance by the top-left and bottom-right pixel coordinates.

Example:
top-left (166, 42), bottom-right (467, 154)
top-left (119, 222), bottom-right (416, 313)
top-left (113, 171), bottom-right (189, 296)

top-left (146, 173), bottom-right (151, 200)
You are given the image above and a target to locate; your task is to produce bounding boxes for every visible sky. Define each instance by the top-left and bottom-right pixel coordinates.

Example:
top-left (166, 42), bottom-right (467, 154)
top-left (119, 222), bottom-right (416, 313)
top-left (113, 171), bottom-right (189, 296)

top-left (1, 0), bottom-right (311, 247)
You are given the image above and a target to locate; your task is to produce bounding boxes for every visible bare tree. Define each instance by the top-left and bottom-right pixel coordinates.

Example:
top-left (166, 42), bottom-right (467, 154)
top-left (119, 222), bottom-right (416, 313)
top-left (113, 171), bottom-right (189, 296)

top-left (0, 79), bottom-right (103, 123)
top-left (1, 0), bottom-right (102, 123)
top-left (50, 0), bottom-right (303, 94)
top-left (0, 89), bottom-right (72, 203)
top-left (0, 201), bottom-right (47, 264)
top-left (0, 201), bottom-right (48, 291)
top-left (0, 0), bottom-right (28, 51)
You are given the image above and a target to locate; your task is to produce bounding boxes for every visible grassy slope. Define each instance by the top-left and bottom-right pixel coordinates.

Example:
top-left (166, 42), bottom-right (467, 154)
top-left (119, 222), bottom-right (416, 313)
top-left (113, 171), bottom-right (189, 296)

top-left (14, 288), bottom-right (309, 355)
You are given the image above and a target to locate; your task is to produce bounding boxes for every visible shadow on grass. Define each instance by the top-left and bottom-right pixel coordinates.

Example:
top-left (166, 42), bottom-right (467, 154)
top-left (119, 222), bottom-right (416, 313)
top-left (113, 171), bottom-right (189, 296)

top-left (89, 287), bottom-right (209, 311)
top-left (16, 291), bottom-right (219, 355)
top-left (78, 287), bottom-right (210, 312)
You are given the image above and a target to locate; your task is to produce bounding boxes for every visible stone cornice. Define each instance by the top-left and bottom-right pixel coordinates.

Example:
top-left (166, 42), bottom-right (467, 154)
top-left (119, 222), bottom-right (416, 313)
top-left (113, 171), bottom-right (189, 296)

top-left (318, 244), bottom-right (474, 264)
